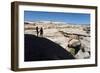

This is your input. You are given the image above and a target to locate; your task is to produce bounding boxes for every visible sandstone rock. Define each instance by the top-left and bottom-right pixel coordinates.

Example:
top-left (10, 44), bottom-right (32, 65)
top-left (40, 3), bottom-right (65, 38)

top-left (68, 39), bottom-right (81, 48)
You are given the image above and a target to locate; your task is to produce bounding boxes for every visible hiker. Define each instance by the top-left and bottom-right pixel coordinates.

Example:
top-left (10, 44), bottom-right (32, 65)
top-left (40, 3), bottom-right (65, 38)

top-left (36, 26), bottom-right (39, 37)
top-left (40, 27), bottom-right (43, 37)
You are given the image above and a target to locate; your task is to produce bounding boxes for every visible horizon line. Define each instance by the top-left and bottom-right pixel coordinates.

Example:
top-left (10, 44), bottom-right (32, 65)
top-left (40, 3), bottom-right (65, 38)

top-left (24, 20), bottom-right (90, 25)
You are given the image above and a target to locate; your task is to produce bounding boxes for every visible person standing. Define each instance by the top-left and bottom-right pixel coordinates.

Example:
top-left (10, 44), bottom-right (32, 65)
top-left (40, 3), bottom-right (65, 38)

top-left (36, 26), bottom-right (39, 37)
top-left (40, 27), bottom-right (43, 37)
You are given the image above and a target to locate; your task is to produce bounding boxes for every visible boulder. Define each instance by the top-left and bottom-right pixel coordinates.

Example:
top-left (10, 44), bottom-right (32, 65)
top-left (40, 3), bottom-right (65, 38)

top-left (68, 38), bottom-right (81, 55)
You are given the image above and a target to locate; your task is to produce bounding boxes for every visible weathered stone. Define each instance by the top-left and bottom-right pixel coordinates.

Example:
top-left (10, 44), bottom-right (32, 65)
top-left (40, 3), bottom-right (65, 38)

top-left (68, 38), bottom-right (81, 55)
top-left (68, 39), bottom-right (81, 48)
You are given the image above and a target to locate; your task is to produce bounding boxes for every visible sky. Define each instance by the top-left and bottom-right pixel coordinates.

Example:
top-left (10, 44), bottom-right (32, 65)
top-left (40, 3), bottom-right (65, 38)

top-left (24, 11), bottom-right (90, 25)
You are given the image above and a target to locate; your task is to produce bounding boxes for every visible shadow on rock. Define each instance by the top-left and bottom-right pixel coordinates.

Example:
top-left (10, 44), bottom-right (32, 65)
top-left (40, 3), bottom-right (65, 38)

top-left (24, 34), bottom-right (75, 61)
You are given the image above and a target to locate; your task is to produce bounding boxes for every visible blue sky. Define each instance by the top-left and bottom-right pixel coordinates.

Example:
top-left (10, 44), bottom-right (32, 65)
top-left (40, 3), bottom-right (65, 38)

top-left (24, 11), bottom-right (90, 24)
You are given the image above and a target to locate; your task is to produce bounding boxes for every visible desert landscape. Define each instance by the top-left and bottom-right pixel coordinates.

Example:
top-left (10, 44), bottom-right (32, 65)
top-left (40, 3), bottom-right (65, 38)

top-left (24, 21), bottom-right (90, 61)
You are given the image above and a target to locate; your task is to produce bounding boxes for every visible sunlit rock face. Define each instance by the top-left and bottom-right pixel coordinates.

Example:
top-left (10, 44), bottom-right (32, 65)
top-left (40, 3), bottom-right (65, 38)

top-left (24, 21), bottom-right (90, 59)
